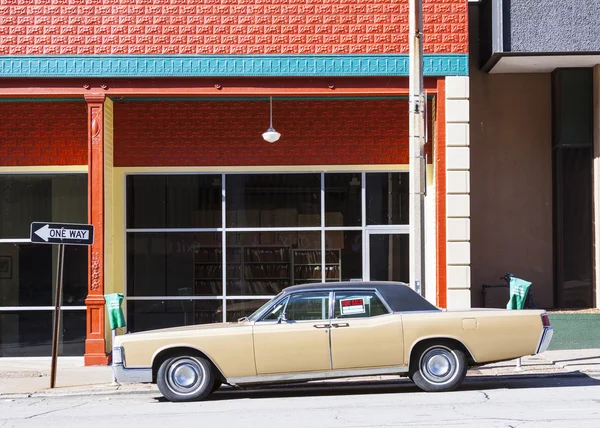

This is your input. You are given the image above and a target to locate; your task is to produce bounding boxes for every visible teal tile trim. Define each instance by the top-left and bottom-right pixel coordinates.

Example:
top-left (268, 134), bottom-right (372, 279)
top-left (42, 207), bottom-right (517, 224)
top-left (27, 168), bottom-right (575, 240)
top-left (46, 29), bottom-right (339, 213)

top-left (0, 54), bottom-right (468, 78)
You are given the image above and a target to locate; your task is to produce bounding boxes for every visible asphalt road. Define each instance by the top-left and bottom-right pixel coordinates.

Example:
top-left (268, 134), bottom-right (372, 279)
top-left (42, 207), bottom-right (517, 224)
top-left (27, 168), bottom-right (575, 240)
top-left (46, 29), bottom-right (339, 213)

top-left (2, 375), bottom-right (600, 428)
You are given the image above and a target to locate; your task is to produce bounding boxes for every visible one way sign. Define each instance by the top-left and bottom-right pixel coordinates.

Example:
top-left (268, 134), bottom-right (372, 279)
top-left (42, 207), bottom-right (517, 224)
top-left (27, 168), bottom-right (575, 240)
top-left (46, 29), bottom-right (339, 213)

top-left (30, 222), bottom-right (94, 246)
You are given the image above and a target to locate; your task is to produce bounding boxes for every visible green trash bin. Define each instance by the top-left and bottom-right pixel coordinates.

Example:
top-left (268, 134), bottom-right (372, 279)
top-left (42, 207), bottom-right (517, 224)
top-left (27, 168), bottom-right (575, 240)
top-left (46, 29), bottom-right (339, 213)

top-left (506, 277), bottom-right (532, 310)
top-left (105, 293), bottom-right (126, 330)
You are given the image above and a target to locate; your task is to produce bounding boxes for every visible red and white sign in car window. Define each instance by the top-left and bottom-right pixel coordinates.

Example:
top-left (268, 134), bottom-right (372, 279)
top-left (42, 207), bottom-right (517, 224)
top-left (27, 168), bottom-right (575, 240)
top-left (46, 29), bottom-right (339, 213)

top-left (340, 298), bottom-right (365, 316)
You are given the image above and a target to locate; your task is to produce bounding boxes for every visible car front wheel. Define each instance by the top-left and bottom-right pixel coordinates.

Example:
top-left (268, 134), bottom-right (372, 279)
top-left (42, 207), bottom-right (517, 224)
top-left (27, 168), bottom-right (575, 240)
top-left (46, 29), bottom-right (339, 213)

top-left (157, 355), bottom-right (214, 402)
top-left (411, 344), bottom-right (467, 392)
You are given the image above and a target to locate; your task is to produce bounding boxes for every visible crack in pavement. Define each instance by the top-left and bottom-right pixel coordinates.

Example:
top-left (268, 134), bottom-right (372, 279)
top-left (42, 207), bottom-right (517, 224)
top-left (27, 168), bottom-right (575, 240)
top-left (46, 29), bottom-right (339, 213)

top-left (479, 391), bottom-right (490, 401)
top-left (24, 401), bottom-right (88, 420)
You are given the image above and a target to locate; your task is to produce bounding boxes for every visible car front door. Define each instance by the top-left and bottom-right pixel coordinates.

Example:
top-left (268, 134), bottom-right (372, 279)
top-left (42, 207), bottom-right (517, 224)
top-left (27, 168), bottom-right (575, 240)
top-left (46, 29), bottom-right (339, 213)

top-left (253, 291), bottom-right (332, 375)
top-left (330, 291), bottom-right (404, 370)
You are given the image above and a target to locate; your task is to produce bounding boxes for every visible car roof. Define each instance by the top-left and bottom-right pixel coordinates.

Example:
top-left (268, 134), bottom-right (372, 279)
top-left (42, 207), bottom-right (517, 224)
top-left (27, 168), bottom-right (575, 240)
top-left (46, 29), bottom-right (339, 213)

top-left (282, 281), bottom-right (440, 312)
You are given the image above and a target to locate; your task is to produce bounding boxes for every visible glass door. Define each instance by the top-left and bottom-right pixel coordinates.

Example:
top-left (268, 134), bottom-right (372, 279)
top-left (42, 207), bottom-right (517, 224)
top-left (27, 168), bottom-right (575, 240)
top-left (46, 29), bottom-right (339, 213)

top-left (365, 229), bottom-right (409, 282)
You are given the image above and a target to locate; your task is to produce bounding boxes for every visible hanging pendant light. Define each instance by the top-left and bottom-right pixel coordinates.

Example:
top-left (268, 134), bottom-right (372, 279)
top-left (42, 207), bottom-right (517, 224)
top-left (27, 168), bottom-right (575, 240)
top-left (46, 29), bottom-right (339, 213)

top-left (262, 96), bottom-right (281, 143)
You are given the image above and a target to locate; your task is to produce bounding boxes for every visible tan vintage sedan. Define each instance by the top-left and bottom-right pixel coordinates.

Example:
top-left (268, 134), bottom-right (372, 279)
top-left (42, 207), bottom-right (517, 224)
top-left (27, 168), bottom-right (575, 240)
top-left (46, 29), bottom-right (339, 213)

top-left (112, 282), bottom-right (554, 402)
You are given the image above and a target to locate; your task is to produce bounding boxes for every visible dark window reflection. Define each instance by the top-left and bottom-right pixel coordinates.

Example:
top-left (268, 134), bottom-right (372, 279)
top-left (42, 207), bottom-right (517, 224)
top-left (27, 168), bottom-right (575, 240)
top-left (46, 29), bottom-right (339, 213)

top-left (225, 299), bottom-right (269, 322)
top-left (369, 234), bottom-right (409, 282)
top-left (325, 173), bottom-right (361, 226)
top-left (127, 300), bottom-right (222, 332)
top-left (0, 243), bottom-right (87, 307)
top-left (326, 230), bottom-right (362, 282)
top-left (0, 311), bottom-right (85, 357)
top-left (0, 174), bottom-right (87, 239)
top-left (126, 175), bottom-right (221, 229)
top-left (366, 173), bottom-right (408, 225)
top-left (226, 174), bottom-right (320, 227)
top-left (127, 233), bottom-right (222, 297)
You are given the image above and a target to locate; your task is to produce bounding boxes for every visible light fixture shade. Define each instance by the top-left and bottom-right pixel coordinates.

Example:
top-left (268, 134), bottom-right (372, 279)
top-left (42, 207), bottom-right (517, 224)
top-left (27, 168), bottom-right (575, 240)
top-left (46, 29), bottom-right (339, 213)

top-left (262, 127), bottom-right (281, 143)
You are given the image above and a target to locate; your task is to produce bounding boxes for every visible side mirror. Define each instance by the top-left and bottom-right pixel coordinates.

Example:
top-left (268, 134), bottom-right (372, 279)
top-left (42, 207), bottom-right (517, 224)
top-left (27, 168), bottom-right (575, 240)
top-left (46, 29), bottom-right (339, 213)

top-left (277, 313), bottom-right (287, 324)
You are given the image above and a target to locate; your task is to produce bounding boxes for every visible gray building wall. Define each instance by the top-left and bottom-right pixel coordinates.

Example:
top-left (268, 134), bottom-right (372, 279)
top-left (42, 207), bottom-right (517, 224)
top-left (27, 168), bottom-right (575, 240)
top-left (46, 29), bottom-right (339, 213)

top-left (508, 0), bottom-right (600, 53)
top-left (470, 6), bottom-right (554, 308)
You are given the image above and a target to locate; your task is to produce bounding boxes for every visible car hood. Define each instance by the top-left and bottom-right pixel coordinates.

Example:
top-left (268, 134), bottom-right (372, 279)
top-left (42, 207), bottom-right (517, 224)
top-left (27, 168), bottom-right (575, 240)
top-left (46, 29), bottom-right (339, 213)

top-left (114, 321), bottom-right (252, 345)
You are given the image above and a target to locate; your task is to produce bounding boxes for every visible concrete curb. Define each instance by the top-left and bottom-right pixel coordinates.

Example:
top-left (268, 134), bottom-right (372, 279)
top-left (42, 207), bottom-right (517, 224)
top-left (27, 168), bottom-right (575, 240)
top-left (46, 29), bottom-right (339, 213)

top-left (2, 370), bottom-right (598, 400)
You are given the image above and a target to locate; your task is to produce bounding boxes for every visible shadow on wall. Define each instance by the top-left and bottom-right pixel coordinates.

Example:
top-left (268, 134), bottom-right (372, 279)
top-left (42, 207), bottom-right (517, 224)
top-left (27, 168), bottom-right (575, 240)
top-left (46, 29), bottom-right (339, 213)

top-left (468, 5), bottom-right (554, 309)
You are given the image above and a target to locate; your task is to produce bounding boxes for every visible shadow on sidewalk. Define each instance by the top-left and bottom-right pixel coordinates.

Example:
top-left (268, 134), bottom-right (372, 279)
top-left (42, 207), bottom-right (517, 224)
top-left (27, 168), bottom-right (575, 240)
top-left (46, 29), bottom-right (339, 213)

top-left (151, 373), bottom-right (600, 403)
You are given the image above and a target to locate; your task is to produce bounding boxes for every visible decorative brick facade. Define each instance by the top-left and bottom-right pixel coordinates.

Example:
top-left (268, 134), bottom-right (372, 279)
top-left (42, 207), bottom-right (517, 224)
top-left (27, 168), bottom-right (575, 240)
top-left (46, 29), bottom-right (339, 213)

top-left (114, 98), bottom-right (432, 167)
top-left (0, 102), bottom-right (88, 166)
top-left (0, 0), bottom-right (468, 56)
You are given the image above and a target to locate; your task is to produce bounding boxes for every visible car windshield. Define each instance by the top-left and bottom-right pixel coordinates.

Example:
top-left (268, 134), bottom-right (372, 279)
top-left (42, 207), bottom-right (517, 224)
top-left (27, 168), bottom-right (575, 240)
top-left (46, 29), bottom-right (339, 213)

top-left (246, 293), bottom-right (284, 322)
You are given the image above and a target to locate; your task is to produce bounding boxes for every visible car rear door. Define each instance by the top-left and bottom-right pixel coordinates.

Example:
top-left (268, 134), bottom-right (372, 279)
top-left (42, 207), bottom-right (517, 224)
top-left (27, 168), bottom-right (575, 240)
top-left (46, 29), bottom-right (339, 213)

top-left (329, 290), bottom-right (404, 370)
top-left (253, 291), bottom-right (332, 375)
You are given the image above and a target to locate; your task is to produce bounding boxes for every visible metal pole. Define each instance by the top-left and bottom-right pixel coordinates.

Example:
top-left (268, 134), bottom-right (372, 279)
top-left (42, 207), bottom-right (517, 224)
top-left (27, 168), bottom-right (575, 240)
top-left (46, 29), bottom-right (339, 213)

top-left (111, 328), bottom-right (120, 386)
top-left (50, 244), bottom-right (65, 388)
top-left (409, 0), bottom-right (426, 296)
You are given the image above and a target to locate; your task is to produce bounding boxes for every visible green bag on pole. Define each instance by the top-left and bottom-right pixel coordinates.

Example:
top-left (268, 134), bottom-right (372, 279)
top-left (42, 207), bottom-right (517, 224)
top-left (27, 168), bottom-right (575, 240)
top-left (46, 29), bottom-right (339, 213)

top-left (506, 277), bottom-right (531, 310)
top-left (105, 293), bottom-right (126, 330)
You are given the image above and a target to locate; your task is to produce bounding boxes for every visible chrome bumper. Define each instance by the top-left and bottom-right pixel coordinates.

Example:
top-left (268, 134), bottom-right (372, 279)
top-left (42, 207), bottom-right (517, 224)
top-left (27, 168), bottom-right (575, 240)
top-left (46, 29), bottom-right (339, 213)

top-left (536, 327), bottom-right (554, 354)
top-left (112, 363), bottom-right (152, 383)
top-left (111, 346), bottom-right (152, 383)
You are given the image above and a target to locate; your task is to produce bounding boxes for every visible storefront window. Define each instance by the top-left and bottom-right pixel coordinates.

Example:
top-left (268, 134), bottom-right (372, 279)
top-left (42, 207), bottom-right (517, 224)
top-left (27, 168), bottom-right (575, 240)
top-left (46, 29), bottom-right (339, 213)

top-left (127, 232), bottom-right (222, 297)
top-left (126, 175), bottom-right (221, 229)
top-left (325, 173), bottom-right (361, 226)
top-left (125, 172), bottom-right (409, 332)
top-left (0, 174), bottom-right (88, 357)
top-left (225, 174), bottom-right (320, 228)
top-left (0, 310), bottom-right (86, 357)
top-left (0, 174), bottom-right (87, 239)
top-left (366, 173), bottom-right (409, 225)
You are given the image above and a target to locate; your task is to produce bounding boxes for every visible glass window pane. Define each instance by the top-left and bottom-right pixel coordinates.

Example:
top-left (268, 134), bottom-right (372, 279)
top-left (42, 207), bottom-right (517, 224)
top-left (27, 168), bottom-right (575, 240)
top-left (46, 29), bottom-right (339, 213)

top-left (126, 175), bottom-right (221, 229)
top-left (326, 230), bottom-right (362, 282)
top-left (325, 173), bottom-right (361, 226)
top-left (0, 243), bottom-right (87, 307)
top-left (225, 299), bottom-right (270, 322)
top-left (226, 174), bottom-right (320, 227)
top-left (292, 232), bottom-right (322, 285)
top-left (369, 234), bottom-right (409, 282)
top-left (226, 232), bottom-right (292, 295)
top-left (260, 297), bottom-right (289, 321)
top-left (0, 174), bottom-right (87, 239)
top-left (0, 310), bottom-right (85, 357)
top-left (126, 300), bottom-right (222, 332)
top-left (366, 173), bottom-right (408, 225)
top-left (285, 292), bottom-right (330, 321)
top-left (334, 291), bottom-right (389, 318)
top-left (127, 232), bottom-right (222, 297)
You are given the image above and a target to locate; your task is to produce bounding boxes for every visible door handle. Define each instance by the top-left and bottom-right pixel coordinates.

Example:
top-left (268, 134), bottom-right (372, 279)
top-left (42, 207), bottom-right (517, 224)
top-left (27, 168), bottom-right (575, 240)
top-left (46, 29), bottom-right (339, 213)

top-left (313, 324), bottom-right (330, 329)
top-left (331, 323), bottom-right (350, 328)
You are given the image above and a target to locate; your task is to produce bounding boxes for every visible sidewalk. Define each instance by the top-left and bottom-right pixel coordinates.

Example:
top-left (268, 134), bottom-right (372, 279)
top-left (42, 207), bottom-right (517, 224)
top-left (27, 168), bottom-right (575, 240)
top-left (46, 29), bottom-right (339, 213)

top-left (1, 349), bottom-right (599, 398)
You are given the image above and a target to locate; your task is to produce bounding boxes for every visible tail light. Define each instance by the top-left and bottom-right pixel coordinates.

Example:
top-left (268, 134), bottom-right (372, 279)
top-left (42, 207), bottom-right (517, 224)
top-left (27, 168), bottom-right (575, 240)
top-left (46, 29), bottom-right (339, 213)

top-left (541, 313), bottom-right (551, 327)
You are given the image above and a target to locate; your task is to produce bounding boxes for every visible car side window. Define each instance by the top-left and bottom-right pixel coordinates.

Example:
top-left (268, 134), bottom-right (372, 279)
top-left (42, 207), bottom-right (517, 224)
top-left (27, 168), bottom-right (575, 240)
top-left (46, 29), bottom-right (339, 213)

top-left (334, 291), bottom-right (389, 319)
top-left (261, 297), bottom-right (290, 321)
top-left (284, 292), bottom-right (330, 321)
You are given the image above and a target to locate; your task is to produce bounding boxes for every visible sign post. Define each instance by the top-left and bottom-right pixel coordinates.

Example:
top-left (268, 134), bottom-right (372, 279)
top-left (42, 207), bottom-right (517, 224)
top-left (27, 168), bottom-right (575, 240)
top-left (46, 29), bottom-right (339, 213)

top-left (30, 222), bottom-right (94, 389)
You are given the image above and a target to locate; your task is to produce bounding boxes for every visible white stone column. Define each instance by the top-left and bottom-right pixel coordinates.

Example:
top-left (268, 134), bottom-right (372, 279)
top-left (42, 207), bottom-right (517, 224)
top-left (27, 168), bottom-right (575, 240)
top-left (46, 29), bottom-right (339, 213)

top-left (445, 77), bottom-right (471, 309)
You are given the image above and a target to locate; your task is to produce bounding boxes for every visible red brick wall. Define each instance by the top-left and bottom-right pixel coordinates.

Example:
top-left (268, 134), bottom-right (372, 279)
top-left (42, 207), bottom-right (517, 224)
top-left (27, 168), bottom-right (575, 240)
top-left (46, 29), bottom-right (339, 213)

top-left (0, 102), bottom-right (88, 166)
top-left (114, 99), bottom-right (431, 167)
top-left (0, 0), bottom-right (468, 55)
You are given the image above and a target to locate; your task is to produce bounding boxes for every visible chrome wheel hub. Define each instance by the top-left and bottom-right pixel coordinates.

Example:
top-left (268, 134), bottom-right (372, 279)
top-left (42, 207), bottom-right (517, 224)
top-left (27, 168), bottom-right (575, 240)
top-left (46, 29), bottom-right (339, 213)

top-left (427, 354), bottom-right (451, 377)
top-left (173, 365), bottom-right (197, 388)
top-left (166, 358), bottom-right (205, 394)
top-left (420, 347), bottom-right (457, 385)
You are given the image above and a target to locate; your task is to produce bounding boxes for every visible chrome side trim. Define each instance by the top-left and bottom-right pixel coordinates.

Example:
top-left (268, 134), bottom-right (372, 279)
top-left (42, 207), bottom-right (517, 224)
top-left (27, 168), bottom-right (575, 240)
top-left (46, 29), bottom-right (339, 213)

top-left (227, 365), bottom-right (409, 386)
top-left (536, 327), bottom-right (554, 354)
top-left (112, 364), bottom-right (152, 383)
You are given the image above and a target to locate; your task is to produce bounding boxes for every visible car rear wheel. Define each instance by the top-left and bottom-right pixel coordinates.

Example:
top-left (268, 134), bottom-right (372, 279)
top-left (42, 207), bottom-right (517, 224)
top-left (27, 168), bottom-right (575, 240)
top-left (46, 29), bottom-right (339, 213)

top-left (411, 344), bottom-right (467, 392)
top-left (157, 355), bottom-right (214, 402)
